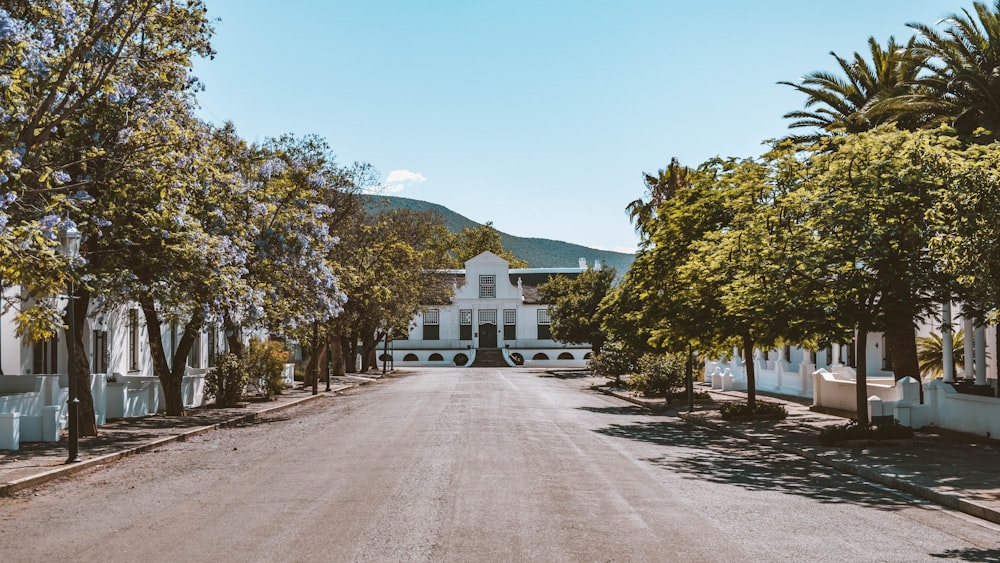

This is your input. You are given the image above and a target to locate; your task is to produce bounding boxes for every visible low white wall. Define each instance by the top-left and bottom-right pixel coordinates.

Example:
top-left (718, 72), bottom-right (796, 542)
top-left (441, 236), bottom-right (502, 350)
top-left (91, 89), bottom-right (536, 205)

top-left (912, 380), bottom-right (1000, 438)
top-left (812, 369), bottom-right (898, 413)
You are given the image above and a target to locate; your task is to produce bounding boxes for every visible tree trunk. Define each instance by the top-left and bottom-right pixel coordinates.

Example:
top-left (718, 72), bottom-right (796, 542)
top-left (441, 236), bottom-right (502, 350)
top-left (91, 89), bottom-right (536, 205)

top-left (68, 288), bottom-right (97, 436)
top-left (344, 335), bottom-right (357, 373)
top-left (884, 314), bottom-right (919, 381)
top-left (139, 296), bottom-right (204, 416)
top-left (360, 333), bottom-right (375, 372)
top-left (855, 328), bottom-right (870, 427)
top-left (223, 311), bottom-right (243, 358)
top-left (742, 334), bottom-right (756, 410)
top-left (329, 327), bottom-right (345, 377)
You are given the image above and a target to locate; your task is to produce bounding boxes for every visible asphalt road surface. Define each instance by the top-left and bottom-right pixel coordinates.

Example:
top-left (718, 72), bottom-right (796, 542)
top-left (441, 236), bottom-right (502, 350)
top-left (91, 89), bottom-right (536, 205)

top-left (2, 368), bottom-right (998, 562)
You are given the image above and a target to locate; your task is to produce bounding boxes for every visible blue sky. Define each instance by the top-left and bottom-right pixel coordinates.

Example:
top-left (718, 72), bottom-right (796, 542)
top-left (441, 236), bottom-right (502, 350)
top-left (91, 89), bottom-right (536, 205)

top-left (193, 0), bottom-right (953, 253)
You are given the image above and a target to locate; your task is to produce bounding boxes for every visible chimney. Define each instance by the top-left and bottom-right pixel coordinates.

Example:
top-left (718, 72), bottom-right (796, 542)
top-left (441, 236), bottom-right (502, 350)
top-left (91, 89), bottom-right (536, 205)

top-left (578, 257), bottom-right (587, 269)
top-left (595, 259), bottom-right (603, 270)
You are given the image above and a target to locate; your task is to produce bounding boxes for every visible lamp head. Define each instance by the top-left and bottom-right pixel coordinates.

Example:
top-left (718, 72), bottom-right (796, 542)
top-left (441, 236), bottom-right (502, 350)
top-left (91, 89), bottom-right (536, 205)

top-left (58, 223), bottom-right (82, 259)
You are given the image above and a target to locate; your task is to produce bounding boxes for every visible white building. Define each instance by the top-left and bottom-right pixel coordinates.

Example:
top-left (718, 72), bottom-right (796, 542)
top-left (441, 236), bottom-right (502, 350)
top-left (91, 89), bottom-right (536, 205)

top-left (391, 251), bottom-right (593, 368)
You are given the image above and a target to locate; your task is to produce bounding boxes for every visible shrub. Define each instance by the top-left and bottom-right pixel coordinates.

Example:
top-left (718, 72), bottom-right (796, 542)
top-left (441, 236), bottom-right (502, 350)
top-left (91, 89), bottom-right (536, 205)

top-left (206, 353), bottom-right (251, 407)
top-left (587, 339), bottom-right (639, 386)
top-left (818, 419), bottom-right (913, 446)
top-left (627, 352), bottom-right (685, 397)
top-left (244, 339), bottom-right (290, 400)
top-left (719, 400), bottom-right (787, 420)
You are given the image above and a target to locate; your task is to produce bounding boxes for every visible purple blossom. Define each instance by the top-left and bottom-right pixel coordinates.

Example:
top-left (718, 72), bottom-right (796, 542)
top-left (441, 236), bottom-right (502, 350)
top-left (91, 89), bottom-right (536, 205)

top-left (0, 9), bottom-right (25, 41)
top-left (71, 190), bottom-right (94, 202)
top-left (52, 170), bottom-right (71, 184)
top-left (39, 215), bottom-right (60, 230)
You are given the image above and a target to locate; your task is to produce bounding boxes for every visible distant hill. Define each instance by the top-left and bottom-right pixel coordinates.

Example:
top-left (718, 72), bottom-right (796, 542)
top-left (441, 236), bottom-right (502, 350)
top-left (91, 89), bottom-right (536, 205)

top-left (361, 194), bottom-right (635, 273)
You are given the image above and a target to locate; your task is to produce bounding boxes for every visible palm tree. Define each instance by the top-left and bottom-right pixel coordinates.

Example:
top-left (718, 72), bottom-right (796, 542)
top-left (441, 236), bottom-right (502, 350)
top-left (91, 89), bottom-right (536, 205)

top-left (916, 329), bottom-right (964, 380)
top-left (908, 1), bottom-right (1000, 138)
top-left (626, 157), bottom-right (691, 239)
top-left (780, 36), bottom-right (927, 141)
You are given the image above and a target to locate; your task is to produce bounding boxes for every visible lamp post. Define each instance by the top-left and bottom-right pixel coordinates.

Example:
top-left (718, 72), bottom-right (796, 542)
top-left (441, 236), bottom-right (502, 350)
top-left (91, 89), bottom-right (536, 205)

top-left (58, 224), bottom-right (82, 464)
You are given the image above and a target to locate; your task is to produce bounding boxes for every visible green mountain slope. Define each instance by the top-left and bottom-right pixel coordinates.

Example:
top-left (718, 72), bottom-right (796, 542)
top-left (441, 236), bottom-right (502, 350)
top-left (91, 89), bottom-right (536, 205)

top-left (361, 194), bottom-right (635, 272)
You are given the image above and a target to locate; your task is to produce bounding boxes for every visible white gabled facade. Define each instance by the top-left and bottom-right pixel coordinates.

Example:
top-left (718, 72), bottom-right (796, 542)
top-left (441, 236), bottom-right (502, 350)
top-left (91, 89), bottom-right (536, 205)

top-left (392, 251), bottom-right (592, 368)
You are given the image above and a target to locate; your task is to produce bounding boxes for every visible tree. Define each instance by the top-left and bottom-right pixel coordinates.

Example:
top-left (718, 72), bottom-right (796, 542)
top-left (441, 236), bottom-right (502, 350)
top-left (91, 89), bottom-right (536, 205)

top-left (538, 266), bottom-right (616, 354)
top-left (908, 1), bottom-right (1000, 139)
top-left (450, 222), bottom-right (527, 268)
top-left (1, 0), bottom-right (215, 428)
top-left (333, 206), bottom-right (454, 372)
top-left (917, 330), bottom-right (964, 380)
top-left (780, 36), bottom-right (928, 142)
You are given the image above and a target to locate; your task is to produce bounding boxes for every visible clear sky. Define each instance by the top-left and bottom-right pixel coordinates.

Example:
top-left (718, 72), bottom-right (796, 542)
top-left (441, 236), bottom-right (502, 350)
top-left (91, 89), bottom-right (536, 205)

top-left (192, 0), bottom-right (954, 253)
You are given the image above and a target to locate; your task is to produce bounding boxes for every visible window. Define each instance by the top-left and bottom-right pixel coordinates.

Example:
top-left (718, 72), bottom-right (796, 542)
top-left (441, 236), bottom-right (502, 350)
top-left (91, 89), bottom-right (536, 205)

top-left (503, 309), bottom-right (516, 340)
top-left (479, 275), bottom-right (496, 298)
top-left (207, 328), bottom-right (218, 367)
top-left (32, 336), bottom-right (58, 375)
top-left (537, 308), bottom-right (551, 340)
top-left (460, 309), bottom-right (472, 340)
top-left (424, 309), bottom-right (440, 340)
top-left (128, 309), bottom-right (140, 371)
top-left (188, 333), bottom-right (202, 369)
top-left (92, 330), bottom-right (109, 374)
top-left (479, 309), bottom-right (497, 325)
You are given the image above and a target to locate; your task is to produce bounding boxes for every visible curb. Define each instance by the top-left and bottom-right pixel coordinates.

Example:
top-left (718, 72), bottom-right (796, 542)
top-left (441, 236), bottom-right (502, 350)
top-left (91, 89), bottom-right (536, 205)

top-left (0, 387), bottom-right (348, 497)
top-left (598, 387), bottom-right (1000, 526)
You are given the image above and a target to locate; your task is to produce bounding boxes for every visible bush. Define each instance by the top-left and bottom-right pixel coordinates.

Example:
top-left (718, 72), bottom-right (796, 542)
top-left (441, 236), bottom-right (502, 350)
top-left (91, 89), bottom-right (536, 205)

top-left (627, 352), bottom-right (685, 397)
top-left (818, 419), bottom-right (913, 446)
top-left (719, 400), bottom-right (787, 420)
top-left (587, 339), bottom-right (639, 385)
top-left (245, 339), bottom-right (290, 400)
top-left (206, 353), bottom-right (251, 407)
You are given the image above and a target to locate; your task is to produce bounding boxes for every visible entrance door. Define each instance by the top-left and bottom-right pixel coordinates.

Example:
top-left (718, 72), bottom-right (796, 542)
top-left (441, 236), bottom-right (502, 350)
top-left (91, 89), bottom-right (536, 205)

top-left (478, 309), bottom-right (498, 348)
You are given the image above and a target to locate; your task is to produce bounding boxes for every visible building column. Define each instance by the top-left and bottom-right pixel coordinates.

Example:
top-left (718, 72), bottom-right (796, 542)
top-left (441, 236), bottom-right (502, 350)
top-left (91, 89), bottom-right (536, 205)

top-left (831, 344), bottom-right (842, 367)
top-left (975, 323), bottom-right (987, 386)
top-left (965, 316), bottom-right (975, 380)
top-left (942, 301), bottom-right (955, 383)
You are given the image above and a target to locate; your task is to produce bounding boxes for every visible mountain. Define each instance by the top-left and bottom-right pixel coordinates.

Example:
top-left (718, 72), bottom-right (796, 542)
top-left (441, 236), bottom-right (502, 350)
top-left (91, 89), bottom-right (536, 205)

top-left (361, 194), bottom-right (635, 273)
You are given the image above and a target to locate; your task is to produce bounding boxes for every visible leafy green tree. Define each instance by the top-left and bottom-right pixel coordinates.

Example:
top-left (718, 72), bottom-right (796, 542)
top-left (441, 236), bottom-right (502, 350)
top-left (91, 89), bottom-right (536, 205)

top-left (908, 1), bottom-right (1000, 139)
top-left (779, 36), bottom-right (928, 141)
top-left (538, 266), bottom-right (616, 354)
top-left (451, 221), bottom-right (527, 267)
top-left (333, 206), bottom-right (454, 372)
top-left (1, 1), bottom-right (216, 427)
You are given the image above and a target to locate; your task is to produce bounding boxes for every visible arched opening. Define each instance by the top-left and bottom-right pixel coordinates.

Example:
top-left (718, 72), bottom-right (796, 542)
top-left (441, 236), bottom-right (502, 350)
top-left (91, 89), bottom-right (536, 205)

top-left (403, 353), bottom-right (418, 362)
top-left (532, 352), bottom-right (549, 360)
top-left (509, 353), bottom-right (524, 366)
top-left (453, 353), bottom-right (469, 366)
top-left (558, 352), bottom-right (574, 360)
top-left (429, 353), bottom-right (444, 361)
top-left (379, 353), bottom-right (392, 362)
top-left (584, 352), bottom-right (592, 360)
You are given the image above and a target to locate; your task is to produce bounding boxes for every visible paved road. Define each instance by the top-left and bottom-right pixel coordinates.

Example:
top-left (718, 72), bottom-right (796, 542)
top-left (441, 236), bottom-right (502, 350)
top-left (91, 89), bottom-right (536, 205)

top-left (2, 368), bottom-right (998, 562)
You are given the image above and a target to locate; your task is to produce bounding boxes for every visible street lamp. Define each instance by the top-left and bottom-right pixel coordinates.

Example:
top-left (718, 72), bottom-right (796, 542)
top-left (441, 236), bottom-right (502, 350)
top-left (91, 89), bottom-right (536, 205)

top-left (58, 223), bottom-right (82, 464)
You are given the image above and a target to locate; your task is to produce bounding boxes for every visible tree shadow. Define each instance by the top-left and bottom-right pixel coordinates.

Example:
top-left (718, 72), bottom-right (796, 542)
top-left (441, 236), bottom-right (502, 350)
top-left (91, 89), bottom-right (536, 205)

top-left (578, 405), bottom-right (655, 416)
top-left (595, 420), bottom-right (922, 511)
top-left (930, 547), bottom-right (1000, 562)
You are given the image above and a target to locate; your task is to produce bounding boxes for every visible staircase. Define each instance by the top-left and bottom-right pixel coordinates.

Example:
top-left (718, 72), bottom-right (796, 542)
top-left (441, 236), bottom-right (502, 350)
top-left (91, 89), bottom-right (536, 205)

top-left (470, 348), bottom-right (510, 368)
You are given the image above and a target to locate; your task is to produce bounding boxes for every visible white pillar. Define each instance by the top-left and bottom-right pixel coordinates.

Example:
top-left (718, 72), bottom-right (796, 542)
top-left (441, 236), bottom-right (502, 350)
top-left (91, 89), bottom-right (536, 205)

top-left (831, 344), bottom-right (842, 367)
top-left (942, 302), bottom-right (955, 383)
top-left (964, 317), bottom-right (975, 380)
top-left (975, 324), bottom-right (987, 386)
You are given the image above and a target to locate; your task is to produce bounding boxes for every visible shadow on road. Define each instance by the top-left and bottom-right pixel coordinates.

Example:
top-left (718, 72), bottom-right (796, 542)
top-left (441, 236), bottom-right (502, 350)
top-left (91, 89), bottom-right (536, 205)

top-left (930, 547), bottom-right (1000, 562)
top-left (577, 405), bottom-right (651, 416)
top-left (595, 420), bottom-right (922, 511)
